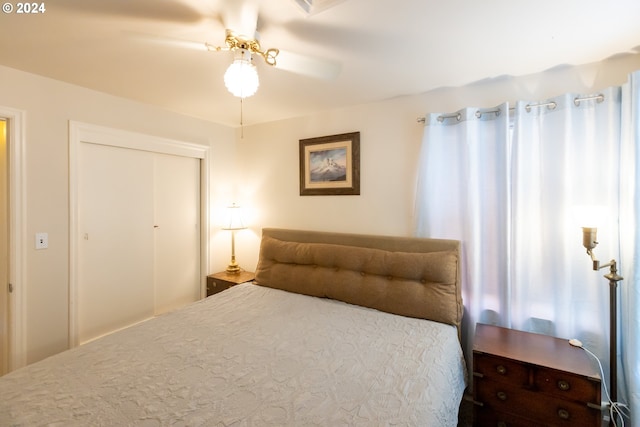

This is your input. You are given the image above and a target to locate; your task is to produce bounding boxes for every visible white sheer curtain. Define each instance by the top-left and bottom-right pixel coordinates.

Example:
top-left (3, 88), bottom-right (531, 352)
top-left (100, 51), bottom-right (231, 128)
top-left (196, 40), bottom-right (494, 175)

top-left (415, 72), bottom-right (639, 424)
top-left (511, 88), bottom-right (621, 398)
top-left (620, 72), bottom-right (640, 424)
top-left (414, 105), bottom-right (510, 363)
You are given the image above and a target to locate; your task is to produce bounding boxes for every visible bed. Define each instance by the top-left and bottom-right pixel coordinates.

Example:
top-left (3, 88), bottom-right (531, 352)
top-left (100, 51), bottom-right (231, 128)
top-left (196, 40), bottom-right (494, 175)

top-left (0, 228), bottom-right (467, 426)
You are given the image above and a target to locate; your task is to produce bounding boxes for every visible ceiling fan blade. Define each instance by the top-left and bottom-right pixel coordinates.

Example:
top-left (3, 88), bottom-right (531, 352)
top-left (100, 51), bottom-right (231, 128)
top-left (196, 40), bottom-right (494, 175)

top-left (274, 50), bottom-right (341, 80)
top-left (55, 0), bottom-right (203, 23)
top-left (220, 0), bottom-right (259, 38)
top-left (128, 32), bottom-right (213, 52)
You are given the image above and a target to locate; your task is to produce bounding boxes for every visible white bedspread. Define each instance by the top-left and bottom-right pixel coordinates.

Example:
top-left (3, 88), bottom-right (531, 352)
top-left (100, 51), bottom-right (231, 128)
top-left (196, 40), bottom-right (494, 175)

top-left (0, 284), bottom-right (467, 426)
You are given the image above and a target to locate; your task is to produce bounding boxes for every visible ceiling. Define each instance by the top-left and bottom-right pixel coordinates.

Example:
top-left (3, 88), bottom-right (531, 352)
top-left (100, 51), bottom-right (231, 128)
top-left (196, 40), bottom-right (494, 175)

top-left (1, 0), bottom-right (639, 127)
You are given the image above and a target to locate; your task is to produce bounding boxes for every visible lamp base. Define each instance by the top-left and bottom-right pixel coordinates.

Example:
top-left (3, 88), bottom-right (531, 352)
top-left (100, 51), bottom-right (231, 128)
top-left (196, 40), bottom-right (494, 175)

top-left (226, 262), bottom-right (241, 274)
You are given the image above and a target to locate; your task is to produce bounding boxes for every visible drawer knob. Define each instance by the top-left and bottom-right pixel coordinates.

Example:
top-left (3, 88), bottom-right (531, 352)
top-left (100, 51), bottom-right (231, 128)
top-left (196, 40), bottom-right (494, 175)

top-left (496, 391), bottom-right (508, 401)
top-left (496, 365), bottom-right (507, 375)
top-left (557, 380), bottom-right (570, 391)
top-left (558, 408), bottom-right (570, 420)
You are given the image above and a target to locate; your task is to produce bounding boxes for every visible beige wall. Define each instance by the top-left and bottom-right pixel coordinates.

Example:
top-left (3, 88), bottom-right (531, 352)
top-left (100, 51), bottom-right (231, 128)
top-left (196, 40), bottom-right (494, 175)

top-left (235, 53), bottom-right (640, 272)
top-left (0, 65), bottom-right (236, 364)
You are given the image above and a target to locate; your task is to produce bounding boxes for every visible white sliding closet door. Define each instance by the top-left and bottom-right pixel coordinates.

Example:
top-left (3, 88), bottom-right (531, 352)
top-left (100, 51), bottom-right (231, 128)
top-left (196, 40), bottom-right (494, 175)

top-left (78, 143), bottom-right (155, 343)
top-left (76, 140), bottom-right (201, 345)
top-left (153, 153), bottom-right (200, 315)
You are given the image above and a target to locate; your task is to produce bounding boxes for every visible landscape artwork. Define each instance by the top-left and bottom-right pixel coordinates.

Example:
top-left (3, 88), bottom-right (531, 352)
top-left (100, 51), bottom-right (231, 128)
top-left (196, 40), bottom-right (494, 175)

top-left (309, 148), bottom-right (347, 183)
top-left (299, 132), bottom-right (360, 196)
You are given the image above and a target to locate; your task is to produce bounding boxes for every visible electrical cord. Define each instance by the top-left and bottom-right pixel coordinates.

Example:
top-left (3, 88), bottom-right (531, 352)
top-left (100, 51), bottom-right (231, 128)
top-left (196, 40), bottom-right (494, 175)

top-left (569, 339), bottom-right (631, 426)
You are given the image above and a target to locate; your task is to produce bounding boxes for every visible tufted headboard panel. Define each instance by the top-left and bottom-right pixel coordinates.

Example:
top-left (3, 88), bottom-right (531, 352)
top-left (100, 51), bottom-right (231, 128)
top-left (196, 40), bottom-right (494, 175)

top-left (254, 228), bottom-right (462, 333)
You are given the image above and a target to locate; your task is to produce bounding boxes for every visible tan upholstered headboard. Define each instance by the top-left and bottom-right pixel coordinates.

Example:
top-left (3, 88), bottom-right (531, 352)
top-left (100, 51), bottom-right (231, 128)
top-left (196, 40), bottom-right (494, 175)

top-left (254, 228), bottom-right (463, 334)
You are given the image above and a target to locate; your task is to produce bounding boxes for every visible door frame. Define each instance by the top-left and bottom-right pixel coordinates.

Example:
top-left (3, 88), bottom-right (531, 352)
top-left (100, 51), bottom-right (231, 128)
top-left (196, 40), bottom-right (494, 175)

top-left (0, 106), bottom-right (27, 372)
top-left (68, 121), bottom-right (210, 348)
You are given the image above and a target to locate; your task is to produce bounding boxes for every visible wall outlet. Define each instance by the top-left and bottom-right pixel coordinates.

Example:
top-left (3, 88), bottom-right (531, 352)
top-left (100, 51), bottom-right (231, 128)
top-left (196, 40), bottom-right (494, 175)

top-left (35, 232), bottom-right (48, 249)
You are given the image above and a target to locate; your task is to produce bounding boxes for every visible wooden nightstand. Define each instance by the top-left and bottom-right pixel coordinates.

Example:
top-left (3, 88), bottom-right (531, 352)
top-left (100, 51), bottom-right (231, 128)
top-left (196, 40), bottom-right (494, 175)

top-left (206, 271), bottom-right (255, 297)
top-left (473, 323), bottom-right (602, 426)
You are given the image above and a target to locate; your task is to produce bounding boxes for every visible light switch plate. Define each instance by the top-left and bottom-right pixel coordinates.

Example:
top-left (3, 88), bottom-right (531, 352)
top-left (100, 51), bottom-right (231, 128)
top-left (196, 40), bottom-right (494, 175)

top-left (35, 232), bottom-right (48, 249)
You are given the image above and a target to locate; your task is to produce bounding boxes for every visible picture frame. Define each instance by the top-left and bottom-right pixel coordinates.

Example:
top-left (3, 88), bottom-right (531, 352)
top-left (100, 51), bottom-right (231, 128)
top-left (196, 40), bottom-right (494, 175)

top-left (299, 132), bottom-right (360, 196)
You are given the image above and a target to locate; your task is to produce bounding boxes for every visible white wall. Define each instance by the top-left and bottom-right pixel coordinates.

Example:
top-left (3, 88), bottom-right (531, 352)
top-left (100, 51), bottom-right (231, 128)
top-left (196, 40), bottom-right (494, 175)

top-left (236, 53), bottom-right (640, 272)
top-left (0, 65), bottom-right (236, 364)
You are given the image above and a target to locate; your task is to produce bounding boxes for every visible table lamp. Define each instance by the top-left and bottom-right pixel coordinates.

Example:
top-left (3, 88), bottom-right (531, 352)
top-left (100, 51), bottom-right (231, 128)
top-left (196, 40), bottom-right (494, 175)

top-left (222, 203), bottom-right (247, 273)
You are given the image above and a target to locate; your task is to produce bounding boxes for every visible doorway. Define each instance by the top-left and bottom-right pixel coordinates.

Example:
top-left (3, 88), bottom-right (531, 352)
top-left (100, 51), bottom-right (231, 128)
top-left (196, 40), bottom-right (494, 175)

top-left (0, 106), bottom-right (26, 375)
top-left (0, 118), bottom-right (7, 375)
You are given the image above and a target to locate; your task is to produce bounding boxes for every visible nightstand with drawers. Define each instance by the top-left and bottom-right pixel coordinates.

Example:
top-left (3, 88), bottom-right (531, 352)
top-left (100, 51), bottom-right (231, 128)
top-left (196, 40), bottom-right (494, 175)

top-left (206, 271), bottom-right (255, 297)
top-left (473, 323), bottom-right (602, 426)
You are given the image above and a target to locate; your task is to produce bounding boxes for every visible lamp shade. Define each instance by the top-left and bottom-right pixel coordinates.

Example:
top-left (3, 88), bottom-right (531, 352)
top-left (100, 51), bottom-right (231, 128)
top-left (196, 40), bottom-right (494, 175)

top-left (222, 203), bottom-right (247, 230)
top-left (573, 205), bottom-right (608, 252)
top-left (224, 49), bottom-right (259, 98)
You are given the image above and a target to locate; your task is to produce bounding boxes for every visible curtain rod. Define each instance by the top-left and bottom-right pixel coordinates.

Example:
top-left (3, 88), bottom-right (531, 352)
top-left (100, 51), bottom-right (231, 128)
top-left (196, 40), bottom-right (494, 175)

top-left (416, 93), bottom-right (605, 123)
top-left (416, 108), bottom-right (501, 123)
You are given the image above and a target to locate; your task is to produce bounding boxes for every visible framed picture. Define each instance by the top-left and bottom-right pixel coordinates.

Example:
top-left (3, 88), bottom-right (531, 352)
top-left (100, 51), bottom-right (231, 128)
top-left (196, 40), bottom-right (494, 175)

top-left (299, 132), bottom-right (360, 196)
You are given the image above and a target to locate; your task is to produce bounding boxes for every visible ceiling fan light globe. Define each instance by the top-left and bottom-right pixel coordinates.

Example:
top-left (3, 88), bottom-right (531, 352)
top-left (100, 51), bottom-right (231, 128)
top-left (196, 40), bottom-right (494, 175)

top-left (224, 59), bottom-right (259, 98)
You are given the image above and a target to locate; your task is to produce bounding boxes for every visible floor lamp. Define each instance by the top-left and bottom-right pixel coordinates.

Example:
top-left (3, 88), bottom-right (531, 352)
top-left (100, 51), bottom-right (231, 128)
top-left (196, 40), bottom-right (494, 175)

top-left (580, 225), bottom-right (623, 408)
top-left (222, 203), bottom-right (247, 274)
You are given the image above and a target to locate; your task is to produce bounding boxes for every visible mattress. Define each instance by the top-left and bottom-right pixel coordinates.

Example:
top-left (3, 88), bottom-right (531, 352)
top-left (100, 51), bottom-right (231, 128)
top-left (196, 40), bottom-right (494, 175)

top-left (0, 284), bottom-right (467, 426)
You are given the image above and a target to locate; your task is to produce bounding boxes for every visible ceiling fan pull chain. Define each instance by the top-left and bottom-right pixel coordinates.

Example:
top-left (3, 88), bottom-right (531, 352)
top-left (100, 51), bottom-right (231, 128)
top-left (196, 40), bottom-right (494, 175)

top-left (240, 98), bottom-right (244, 139)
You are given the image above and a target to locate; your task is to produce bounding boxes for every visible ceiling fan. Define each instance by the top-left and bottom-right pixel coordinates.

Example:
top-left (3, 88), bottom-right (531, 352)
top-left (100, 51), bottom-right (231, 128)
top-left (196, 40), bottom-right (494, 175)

top-left (205, 29), bottom-right (280, 98)
top-left (135, 0), bottom-right (343, 98)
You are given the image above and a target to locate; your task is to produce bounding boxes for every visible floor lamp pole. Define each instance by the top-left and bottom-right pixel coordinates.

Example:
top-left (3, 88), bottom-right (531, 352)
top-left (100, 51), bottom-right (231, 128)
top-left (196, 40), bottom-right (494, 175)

top-left (580, 225), bottom-right (623, 425)
top-left (605, 262), bottom-right (623, 407)
top-left (609, 280), bottom-right (618, 405)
